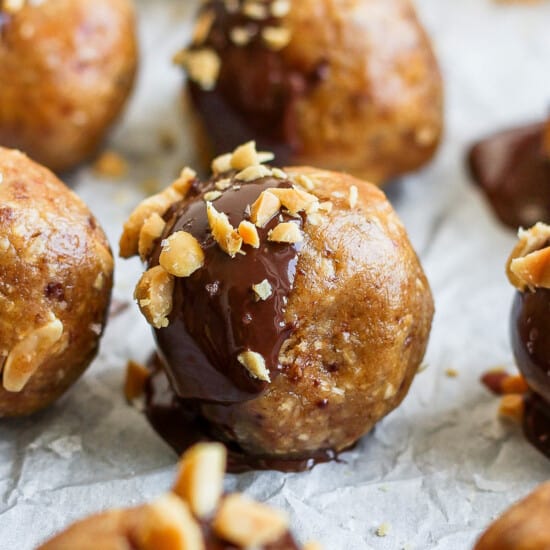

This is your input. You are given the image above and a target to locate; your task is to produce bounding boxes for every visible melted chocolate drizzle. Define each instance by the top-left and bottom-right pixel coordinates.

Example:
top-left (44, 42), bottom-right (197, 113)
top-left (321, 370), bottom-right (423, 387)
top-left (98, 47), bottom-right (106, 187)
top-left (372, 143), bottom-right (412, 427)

top-left (187, 1), bottom-right (327, 161)
top-left (144, 357), bottom-right (342, 473)
top-left (511, 288), bottom-right (550, 458)
top-left (149, 174), bottom-right (302, 404)
top-left (468, 122), bottom-right (550, 229)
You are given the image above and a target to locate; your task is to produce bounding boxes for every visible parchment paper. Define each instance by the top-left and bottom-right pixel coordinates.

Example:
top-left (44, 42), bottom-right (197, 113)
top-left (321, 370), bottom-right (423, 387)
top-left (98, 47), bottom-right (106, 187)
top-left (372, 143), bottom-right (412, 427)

top-left (2, 1), bottom-right (550, 548)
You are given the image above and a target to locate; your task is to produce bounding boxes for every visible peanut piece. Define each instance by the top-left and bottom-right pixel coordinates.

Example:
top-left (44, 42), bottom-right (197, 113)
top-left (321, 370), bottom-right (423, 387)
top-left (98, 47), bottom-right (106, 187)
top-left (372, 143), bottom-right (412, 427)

top-left (173, 443), bottom-right (227, 519)
top-left (206, 202), bottom-right (243, 257)
top-left (3, 315), bottom-right (64, 392)
top-left (237, 351), bottom-right (270, 382)
top-left (268, 187), bottom-right (318, 215)
top-left (238, 220), bottom-right (260, 248)
top-left (213, 494), bottom-right (288, 547)
top-left (250, 191), bottom-right (281, 227)
top-left (124, 360), bottom-right (150, 402)
top-left (268, 222), bottom-right (303, 244)
top-left (138, 213), bottom-right (166, 261)
top-left (159, 231), bottom-right (205, 277)
top-left (134, 266), bottom-right (174, 329)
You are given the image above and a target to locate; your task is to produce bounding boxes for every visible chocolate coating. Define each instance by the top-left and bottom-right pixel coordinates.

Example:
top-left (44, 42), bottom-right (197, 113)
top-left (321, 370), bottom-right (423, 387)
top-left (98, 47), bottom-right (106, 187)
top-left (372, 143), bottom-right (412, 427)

top-left (511, 288), bottom-right (550, 457)
top-left (468, 122), bottom-right (550, 229)
top-left (185, 0), bottom-right (443, 184)
top-left (150, 175), bottom-right (302, 403)
top-left (143, 166), bottom-right (433, 463)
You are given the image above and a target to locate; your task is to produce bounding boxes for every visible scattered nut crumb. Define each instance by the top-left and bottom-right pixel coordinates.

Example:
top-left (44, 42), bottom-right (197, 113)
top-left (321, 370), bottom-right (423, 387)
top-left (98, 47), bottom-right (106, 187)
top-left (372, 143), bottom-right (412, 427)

top-left (230, 26), bottom-right (253, 46)
top-left (376, 523), bottom-right (391, 537)
top-left (177, 48), bottom-right (221, 91)
top-left (242, 1), bottom-right (268, 20)
top-left (348, 185), bottom-right (358, 209)
top-left (204, 190), bottom-right (222, 202)
top-left (134, 266), bottom-right (174, 329)
top-left (250, 191), bottom-right (281, 227)
top-left (138, 213), bottom-right (166, 261)
top-left (499, 394), bottom-right (524, 423)
top-left (207, 202), bottom-right (243, 257)
top-left (272, 168), bottom-right (288, 180)
top-left (212, 153), bottom-right (233, 175)
top-left (262, 26), bottom-right (292, 50)
top-left (124, 360), bottom-right (150, 402)
top-left (93, 151), bottom-right (128, 179)
top-left (268, 187), bottom-right (318, 215)
top-left (235, 165), bottom-right (272, 182)
top-left (237, 351), bottom-right (271, 382)
top-left (192, 9), bottom-right (215, 45)
top-left (215, 178), bottom-right (232, 191)
top-left (445, 368), bottom-right (459, 378)
top-left (270, 0), bottom-right (291, 17)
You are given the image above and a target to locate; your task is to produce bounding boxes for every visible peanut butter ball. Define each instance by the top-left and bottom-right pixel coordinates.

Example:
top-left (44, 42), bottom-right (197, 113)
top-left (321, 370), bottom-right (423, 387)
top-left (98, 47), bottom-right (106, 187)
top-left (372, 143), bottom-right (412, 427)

top-left (0, 148), bottom-right (114, 417)
top-left (121, 142), bottom-right (433, 466)
top-left (178, 0), bottom-right (443, 184)
top-left (474, 483), bottom-right (550, 550)
top-left (0, 0), bottom-right (137, 172)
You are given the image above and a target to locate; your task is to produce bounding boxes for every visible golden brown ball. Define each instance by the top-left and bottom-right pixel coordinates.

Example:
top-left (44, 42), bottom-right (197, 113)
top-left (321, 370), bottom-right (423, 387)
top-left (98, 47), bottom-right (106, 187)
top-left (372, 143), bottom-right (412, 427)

top-left (122, 142), bottom-right (434, 462)
top-left (0, 147), bottom-right (114, 417)
top-left (180, 0), bottom-right (443, 184)
top-left (0, 0), bottom-right (137, 172)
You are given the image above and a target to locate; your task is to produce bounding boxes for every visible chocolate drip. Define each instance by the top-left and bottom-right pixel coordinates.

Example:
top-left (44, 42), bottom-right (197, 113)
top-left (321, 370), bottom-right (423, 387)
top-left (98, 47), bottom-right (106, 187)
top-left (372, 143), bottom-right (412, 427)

top-left (511, 288), bottom-right (550, 458)
top-left (468, 122), bottom-right (550, 229)
top-left (149, 174), bottom-right (302, 404)
top-left (187, 1), bottom-right (327, 160)
top-left (144, 359), bottom-right (343, 473)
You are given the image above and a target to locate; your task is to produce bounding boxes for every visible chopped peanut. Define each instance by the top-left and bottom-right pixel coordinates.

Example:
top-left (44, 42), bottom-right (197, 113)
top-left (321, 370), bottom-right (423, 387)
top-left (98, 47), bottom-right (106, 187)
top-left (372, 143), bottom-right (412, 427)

top-left (237, 351), bottom-right (270, 382)
top-left (262, 26), bottom-right (292, 50)
top-left (211, 153), bottom-right (232, 175)
top-left (173, 443), bottom-right (227, 519)
top-left (159, 232), bottom-right (205, 277)
top-left (177, 48), bottom-right (220, 91)
top-left (250, 191), bottom-right (281, 227)
top-left (499, 394), bottom-right (524, 423)
top-left (252, 279), bottom-right (273, 301)
top-left (268, 222), bottom-right (303, 244)
top-left (268, 187), bottom-right (318, 215)
top-left (124, 360), bottom-right (150, 401)
top-left (213, 494), bottom-right (288, 547)
top-left (206, 202), bottom-right (243, 257)
top-left (238, 220), bottom-right (260, 248)
top-left (134, 266), bottom-right (174, 329)
top-left (235, 165), bottom-right (272, 182)
top-left (138, 213), bottom-right (166, 261)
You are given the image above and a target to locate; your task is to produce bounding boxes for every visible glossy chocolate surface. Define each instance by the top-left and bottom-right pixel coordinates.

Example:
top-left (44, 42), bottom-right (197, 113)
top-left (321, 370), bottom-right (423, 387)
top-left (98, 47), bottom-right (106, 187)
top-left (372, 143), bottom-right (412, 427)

top-left (468, 122), bottom-right (550, 229)
top-left (149, 173), bottom-right (302, 404)
top-left (188, 1), bottom-right (327, 160)
top-left (511, 288), bottom-right (550, 458)
top-left (144, 358), bottom-right (342, 473)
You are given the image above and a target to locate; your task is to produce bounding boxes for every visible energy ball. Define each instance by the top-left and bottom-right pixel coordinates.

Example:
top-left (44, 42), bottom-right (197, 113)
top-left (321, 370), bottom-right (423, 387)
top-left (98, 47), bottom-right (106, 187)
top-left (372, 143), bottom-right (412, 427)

top-left (0, 0), bottom-right (137, 172)
top-left (177, 0), bottom-right (443, 184)
top-left (39, 443), bottom-right (318, 550)
top-left (506, 222), bottom-right (550, 457)
top-left (0, 147), bottom-right (114, 417)
top-left (474, 483), bottom-right (550, 550)
top-left (121, 142), bottom-right (433, 466)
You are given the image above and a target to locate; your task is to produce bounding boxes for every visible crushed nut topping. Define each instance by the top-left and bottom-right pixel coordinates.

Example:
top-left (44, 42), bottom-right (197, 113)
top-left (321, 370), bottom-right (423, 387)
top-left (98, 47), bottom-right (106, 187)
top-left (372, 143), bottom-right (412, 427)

top-left (230, 26), bottom-right (253, 46)
top-left (268, 187), bottom-right (318, 215)
top-left (252, 279), bottom-right (273, 301)
top-left (235, 165), bottom-right (272, 182)
top-left (177, 48), bottom-right (221, 91)
top-left (173, 442), bottom-right (227, 519)
top-left (348, 185), bottom-right (358, 209)
top-left (138, 213), bottom-right (166, 261)
top-left (192, 9), bottom-right (216, 45)
top-left (262, 26), bottom-right (292, 51)
top-left (270, 0), bottom-right (291, 17)
top-left (238, 220), bottom-right (260, 248)
top-left (160, 231), bottom-right (205, 278)
top-left (242, 1), bottom-right (268, 20)
top-left (93, 150), bottom-right (128, 179)
top-left (268, 222), bottom-right (303, 244)
top-left (250, 191), bottom-right (281, 228)
top-left (272, 167), bottom-right (288, 180)
top-left (207, 202), bottom-right (243, 257)
top-left (124, 360), bottom-right (150, 402)
top-left (2, 0), bottom-right (25, 14)
top-left (215, 178), bottom-right (232, 191)
top-left (134, 266), bottom-right (174, 329)
top-left (212, 153), bottom-right (233, 175)
top-left (203, 190), bottom-right (222, 202)
top-left (2, 315), bottom-right (64, 392)
top-left (237, 351), bottom-right (271, 382)
top-left (213, 493), bottom-right (288, 547)
top-left (499, 394), bottom-right (524, 423)
top-left (507, 223), bottom-right (550, 290)
top-left (120, 168), bottom-right (195, 258)
top-left (137, 494), bottom-right (205, 550)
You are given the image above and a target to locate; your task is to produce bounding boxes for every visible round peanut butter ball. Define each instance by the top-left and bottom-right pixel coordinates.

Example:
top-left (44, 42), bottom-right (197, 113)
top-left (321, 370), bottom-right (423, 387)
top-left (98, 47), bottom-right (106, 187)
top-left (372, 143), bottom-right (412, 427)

top-left (127, 143), bottom-right (434, 462)
top-left (0, 147), bottom-right (114, 417)
top-left (0, 0), bottom-right (137, 172)
top-left (180, 0), bottom-right (443, 184)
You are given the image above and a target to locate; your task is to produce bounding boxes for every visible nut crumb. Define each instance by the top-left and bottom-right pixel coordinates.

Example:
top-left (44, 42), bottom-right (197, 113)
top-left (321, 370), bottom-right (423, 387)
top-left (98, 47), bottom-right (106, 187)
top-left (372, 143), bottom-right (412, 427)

top-left (376, 523), bottom-right (391, 537)
top-left (230, 26), bottom-right (253, 46)
top-left (207, 202), bottom-right (243, 257)
top-left (499, 394), bottom-right (524, 423)
top-left (270, 0), bottom-right (291, 17)
top-left (252, 279), bottom-right (273, 301)
top-left (177, 48), bottom-right (221, 91)
top-left (212, 153), bottom-right (232, 175)
top-left (203, 190), bottom-right (222, 202)
top-left (134, 266), bottom-right (174, 329)
top-left (237, 351), bottom-right (271, 382)
top-left (445, 368), bottom-right (459, 378)
top-left (268, 222), bottom-right (303, 244)
top-left (242, 1), bottom-right (268, 20)
top-left (159, 231), bottom-right (205, 277)
top-left (235, 165), bottom-right (272, 182)
top-left (238, 220), bottom-right (260, 248)
top-left (262, 26), bottom-right (292, 50)
top-left (124, 360), bottom-right (150, 402)
top-left (250, 191), bottom-right (281, 227)
top-left (93, 150), bottom-right (128, 179)
top-left (348, 185), bottom-right (358, 209)
top-left (138, 213), bottom-right (166, 261)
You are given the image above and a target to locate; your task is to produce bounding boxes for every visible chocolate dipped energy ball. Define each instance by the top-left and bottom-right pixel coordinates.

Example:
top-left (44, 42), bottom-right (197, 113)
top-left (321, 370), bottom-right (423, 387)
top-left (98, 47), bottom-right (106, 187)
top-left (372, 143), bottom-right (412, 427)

top-left (121, 142), bottom-right (434, 468)
top-left (0, 148), bottom-right (113, 417)
top-left (177, 0), bottom-right (444, 184)
top-left (506, 223), bottom-right (550, 457)
top-left (469, 116), bottom-right (550, 229)
top-left (0, 0), bottom-right (137, 172)
top-left (39, 443), bottom-right (319, 550)
top-left (474, 483), bottom-right (550, 550)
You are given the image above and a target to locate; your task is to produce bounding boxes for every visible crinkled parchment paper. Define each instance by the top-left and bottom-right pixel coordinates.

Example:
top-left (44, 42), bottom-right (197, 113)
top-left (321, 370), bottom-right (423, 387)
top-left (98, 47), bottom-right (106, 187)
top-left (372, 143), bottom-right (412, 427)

top-left (2, 1), bottom-right (550, 548)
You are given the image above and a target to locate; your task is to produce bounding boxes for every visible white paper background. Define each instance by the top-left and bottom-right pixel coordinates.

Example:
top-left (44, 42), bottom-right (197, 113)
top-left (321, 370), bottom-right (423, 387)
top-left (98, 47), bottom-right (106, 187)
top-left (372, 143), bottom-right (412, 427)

top-left (1, 1), bottom-right (550, 548)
